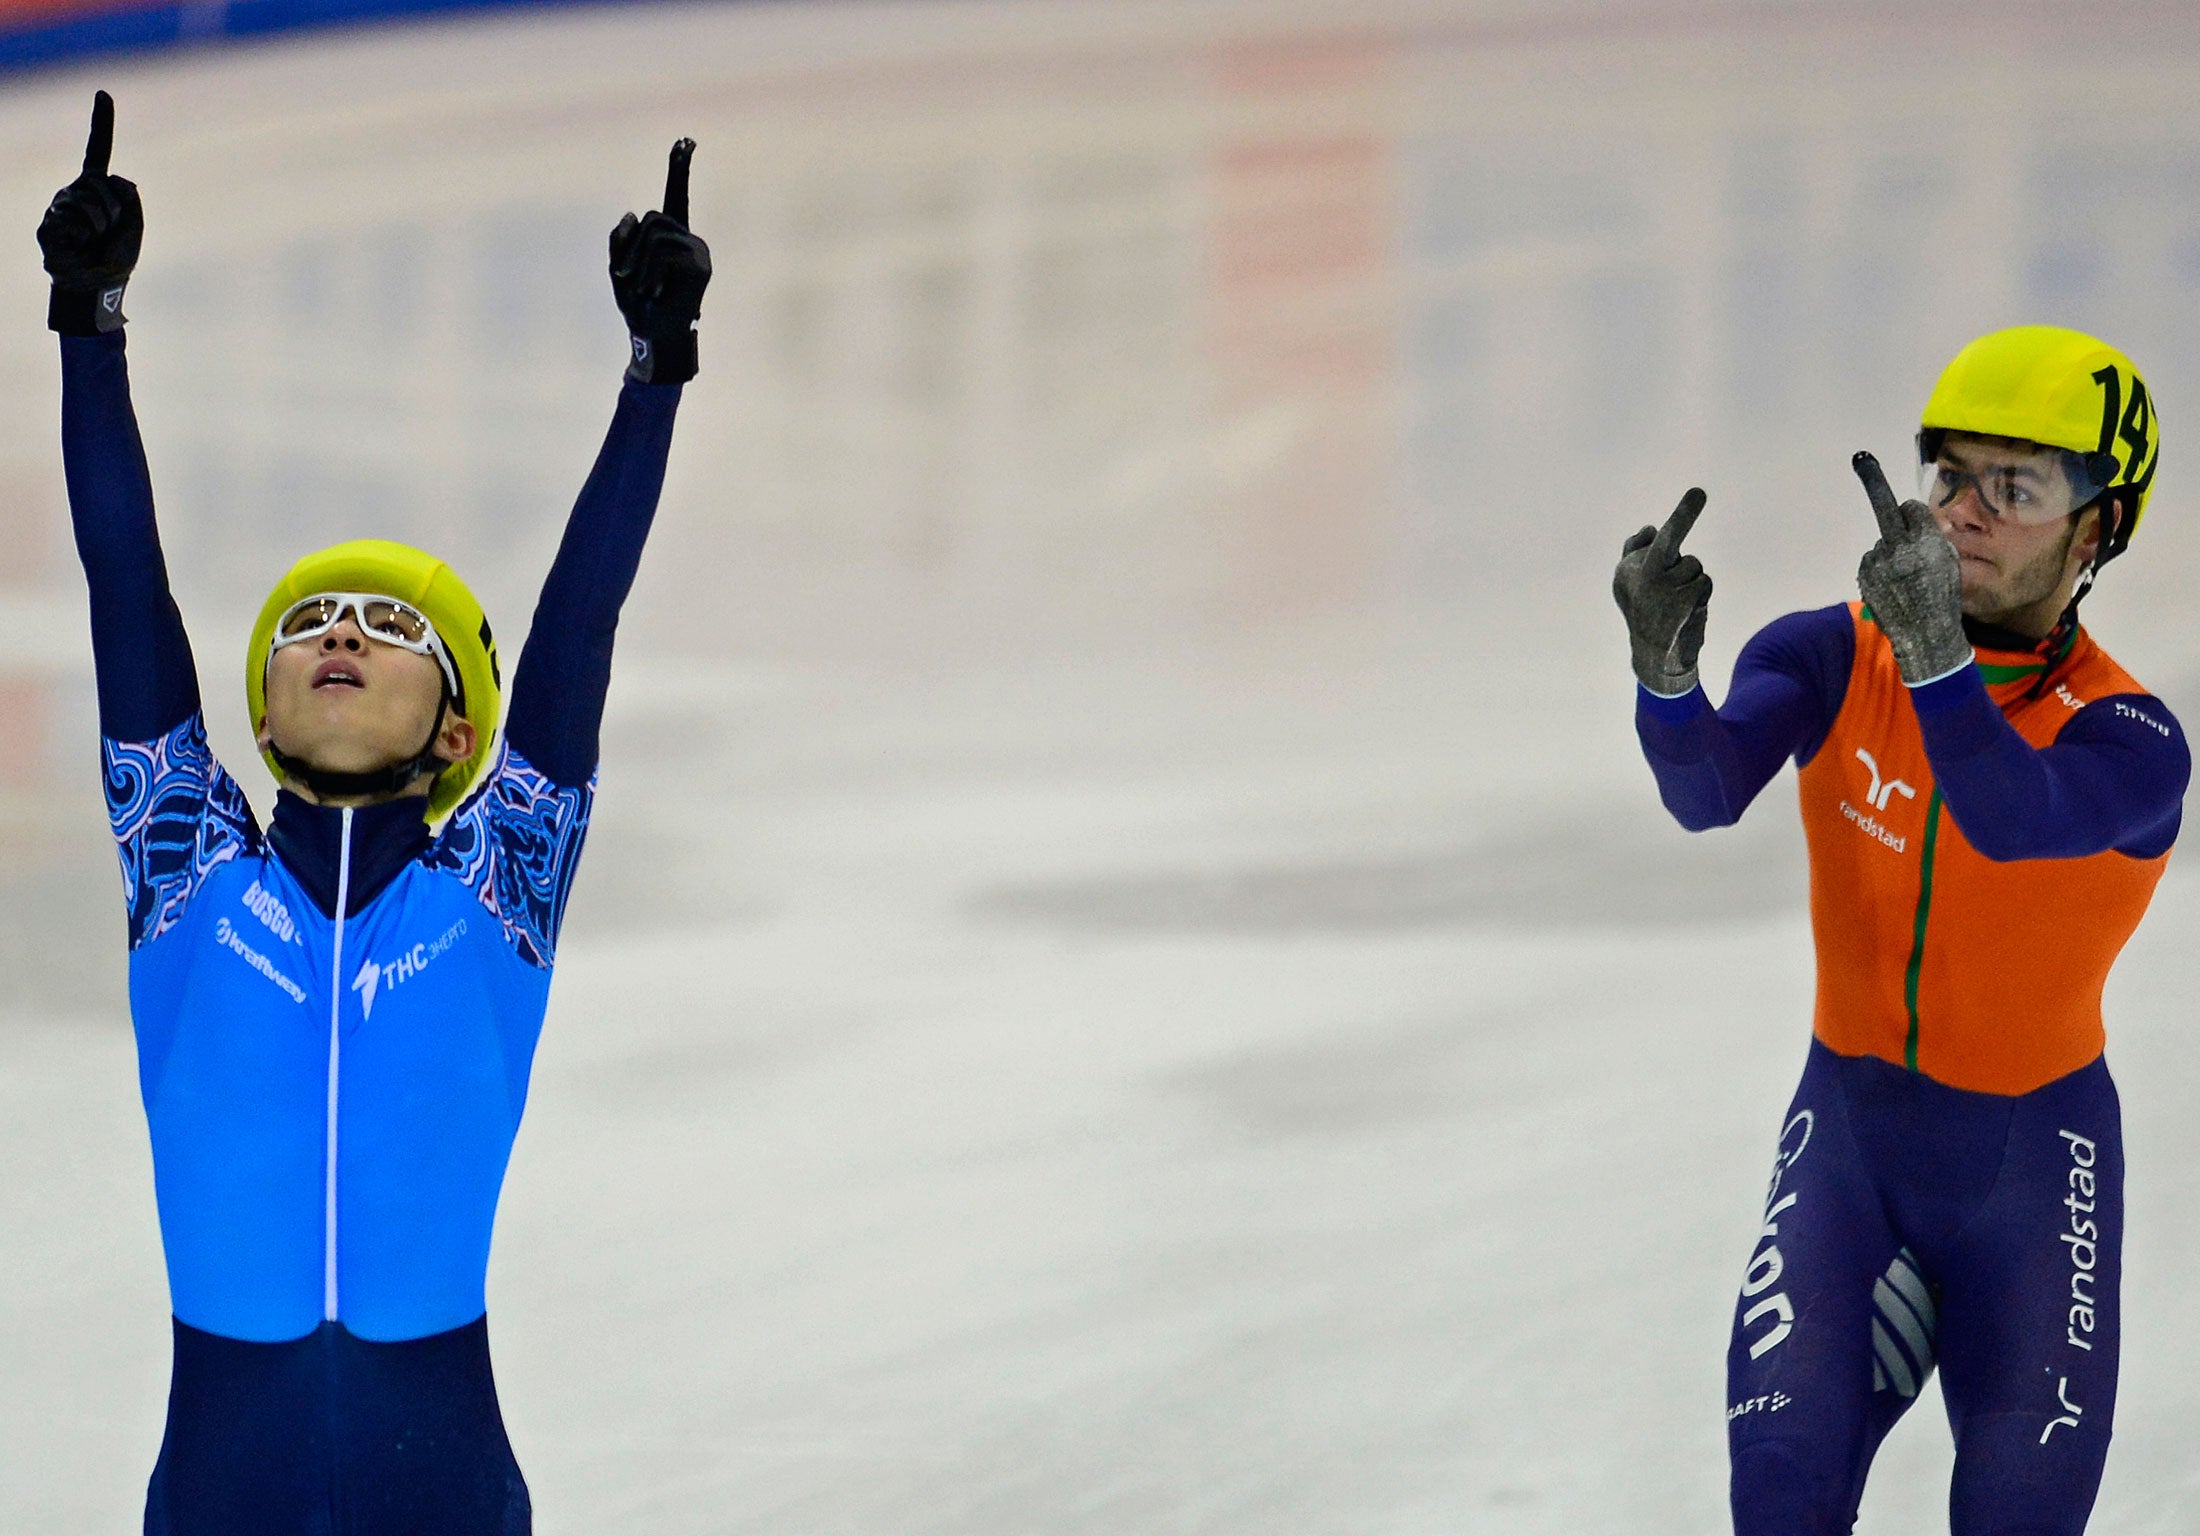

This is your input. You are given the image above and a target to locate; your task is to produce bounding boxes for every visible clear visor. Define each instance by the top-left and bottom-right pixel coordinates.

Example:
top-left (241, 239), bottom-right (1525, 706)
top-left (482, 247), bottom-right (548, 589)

top-left (1916, 440), bottom-right (2112, 527)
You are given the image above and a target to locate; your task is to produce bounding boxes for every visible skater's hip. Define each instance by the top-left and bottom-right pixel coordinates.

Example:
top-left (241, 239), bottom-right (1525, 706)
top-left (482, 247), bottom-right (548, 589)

top-left (146, 1312), bottom-right (530, 1536)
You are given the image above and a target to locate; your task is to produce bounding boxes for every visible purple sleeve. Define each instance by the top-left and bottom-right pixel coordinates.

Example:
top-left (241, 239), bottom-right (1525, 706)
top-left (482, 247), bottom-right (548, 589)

top-left (1634, 604), bottom-right (1854, 830)
top-left (501, 379), bottom-right (682, 787)
top-left (1910, 672), bottom-right (2188, 861)
top-left (60, 331), bottom-right (202, 743)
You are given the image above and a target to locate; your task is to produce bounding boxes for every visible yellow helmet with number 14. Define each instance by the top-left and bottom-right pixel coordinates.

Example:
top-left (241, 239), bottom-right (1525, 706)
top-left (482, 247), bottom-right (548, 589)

top-left (1919, 325), bottom-right (2158, 563)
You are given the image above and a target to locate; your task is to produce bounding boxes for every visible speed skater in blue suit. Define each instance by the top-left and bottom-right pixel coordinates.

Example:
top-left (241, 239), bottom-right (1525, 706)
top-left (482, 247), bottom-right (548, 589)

top-left (39, 90), bottom-right (710, 1535)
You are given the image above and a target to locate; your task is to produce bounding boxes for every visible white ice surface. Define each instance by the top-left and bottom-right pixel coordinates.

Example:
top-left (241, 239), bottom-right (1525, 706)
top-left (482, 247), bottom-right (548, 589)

top-left (4, 1), bottom-right (2200, 1530)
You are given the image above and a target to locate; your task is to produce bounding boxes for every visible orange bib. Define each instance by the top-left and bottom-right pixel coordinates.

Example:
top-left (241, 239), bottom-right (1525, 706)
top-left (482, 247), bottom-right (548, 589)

top-left (1797, 604), bottom-right (2169, 1095)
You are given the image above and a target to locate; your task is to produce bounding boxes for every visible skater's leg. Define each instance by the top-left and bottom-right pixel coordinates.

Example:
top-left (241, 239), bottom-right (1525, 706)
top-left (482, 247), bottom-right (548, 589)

top-left (1729, 1042), bottom-right (1925, 1536)
top-left (333, 1315), bottom-right (530, 1536)
top-left (1933, 1060), bottom-right (2122, 1536)
top-left (143, 1319), bottom-right (331, 1536)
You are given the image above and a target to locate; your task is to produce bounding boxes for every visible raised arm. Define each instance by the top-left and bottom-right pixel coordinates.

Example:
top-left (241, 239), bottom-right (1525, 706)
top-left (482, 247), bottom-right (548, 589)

top-left (502, 385), bottom-right (681, 784)
top-left (1615, 488), bottom-right (1852, 829)
top-left (1634, 606), bottom-right (1855, 830)
top-left (44, 91), bottom-right (200, 744)
top-left (501, 138), bottom-right (710, 787)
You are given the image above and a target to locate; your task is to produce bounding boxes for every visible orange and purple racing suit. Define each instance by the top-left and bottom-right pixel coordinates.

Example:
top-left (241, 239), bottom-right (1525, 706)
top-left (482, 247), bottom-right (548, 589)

top-left (1637, 601), bottom-right (2188, 1536)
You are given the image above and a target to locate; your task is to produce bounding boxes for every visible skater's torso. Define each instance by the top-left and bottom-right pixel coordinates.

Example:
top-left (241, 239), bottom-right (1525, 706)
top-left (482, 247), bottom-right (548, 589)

top-left (1797, 603), bottom-right (2170, 1094)
top-left (114, 713), bottom-right (590, 1343)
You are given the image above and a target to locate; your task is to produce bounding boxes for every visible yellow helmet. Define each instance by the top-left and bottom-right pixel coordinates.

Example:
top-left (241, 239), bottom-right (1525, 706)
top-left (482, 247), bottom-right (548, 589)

top-left (247, 539), bottom-right (502, 821)
top-left (1920, 325), bottom-right (2158, 560)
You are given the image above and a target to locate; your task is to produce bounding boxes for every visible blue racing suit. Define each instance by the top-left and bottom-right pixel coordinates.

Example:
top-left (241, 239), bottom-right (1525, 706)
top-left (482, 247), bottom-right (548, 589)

top-left (61, 329), bottom-right (679, 1535)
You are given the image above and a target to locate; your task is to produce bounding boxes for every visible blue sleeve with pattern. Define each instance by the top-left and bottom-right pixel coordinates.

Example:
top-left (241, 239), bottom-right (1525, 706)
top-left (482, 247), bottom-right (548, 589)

top-left (502, 380), bottom-right (682, 788)
top-left (62, 332), bottom-right (202, 743)
top-left (1634, 603), bottom-right (1856, 830)
top-left (426, 743), bottom-right (594, 969)
top-left (104, 714), bottom-right (259, 949)
top-left (1911, 672), bottom-right (2189, 861)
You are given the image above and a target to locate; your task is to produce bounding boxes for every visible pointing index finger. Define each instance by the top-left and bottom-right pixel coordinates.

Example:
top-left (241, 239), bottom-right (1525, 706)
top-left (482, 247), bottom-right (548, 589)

top-left (1852, 451), bottom-right (1909, 540)
top-left (663, 137), bottom-right (694, 226)
top-left (83, 89), bottom-right (114, 178)
top-left (1648, 486), bottom-right (1707, 564)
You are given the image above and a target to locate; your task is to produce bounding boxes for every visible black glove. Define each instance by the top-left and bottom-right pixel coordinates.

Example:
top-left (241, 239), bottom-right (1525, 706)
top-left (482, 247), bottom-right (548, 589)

top-left (610, 138), bottom-right (710, 384)
top-left (38, 91), bottom-right (142, 337)
top-left (1853, 452), bottom-right (1970, 684)
top-left (1614, 487), bottom-right (1714, 695)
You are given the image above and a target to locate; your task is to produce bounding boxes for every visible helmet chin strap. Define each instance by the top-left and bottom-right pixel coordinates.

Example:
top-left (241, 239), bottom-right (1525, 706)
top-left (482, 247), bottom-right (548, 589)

top-left (268, 689), bottom-right (452, 804)
top-left (2024, 507), bottom-right (2110, 701)
top-left (2026, 579), bottom-right (2090, 703)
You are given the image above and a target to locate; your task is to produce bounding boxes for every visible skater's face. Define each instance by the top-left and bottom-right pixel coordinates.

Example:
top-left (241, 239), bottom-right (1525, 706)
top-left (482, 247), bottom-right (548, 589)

top-left (256, 615), bottom-right (474, 802)
top-left (1927, 434), bottom-right (2104, 636)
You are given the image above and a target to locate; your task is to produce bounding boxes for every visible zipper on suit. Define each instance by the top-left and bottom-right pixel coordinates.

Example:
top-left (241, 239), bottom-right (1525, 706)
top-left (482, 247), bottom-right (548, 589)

top-left (324, 807), bottom-right (353, 1322)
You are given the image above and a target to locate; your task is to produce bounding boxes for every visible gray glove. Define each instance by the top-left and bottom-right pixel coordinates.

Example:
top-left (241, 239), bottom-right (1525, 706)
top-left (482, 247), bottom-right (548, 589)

top-left (1853, 451), bottom-right (1970, 685)
top-left (1614, 487), bottom-right (1713, 695)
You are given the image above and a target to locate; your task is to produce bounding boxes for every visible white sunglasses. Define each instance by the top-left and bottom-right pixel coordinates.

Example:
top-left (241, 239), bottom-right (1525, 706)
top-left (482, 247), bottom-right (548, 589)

top-left (272, 592), bottom-right (460, 699)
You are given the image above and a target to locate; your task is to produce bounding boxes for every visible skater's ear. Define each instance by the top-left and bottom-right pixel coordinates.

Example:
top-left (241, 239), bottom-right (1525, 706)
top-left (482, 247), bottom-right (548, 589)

top-left (430, 713), bottom-right (476, 767)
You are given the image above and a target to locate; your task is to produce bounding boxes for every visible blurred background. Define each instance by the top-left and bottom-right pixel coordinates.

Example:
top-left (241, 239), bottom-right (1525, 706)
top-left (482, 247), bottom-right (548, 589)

top-left (3, 0), bottom-right (2200, 1530)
